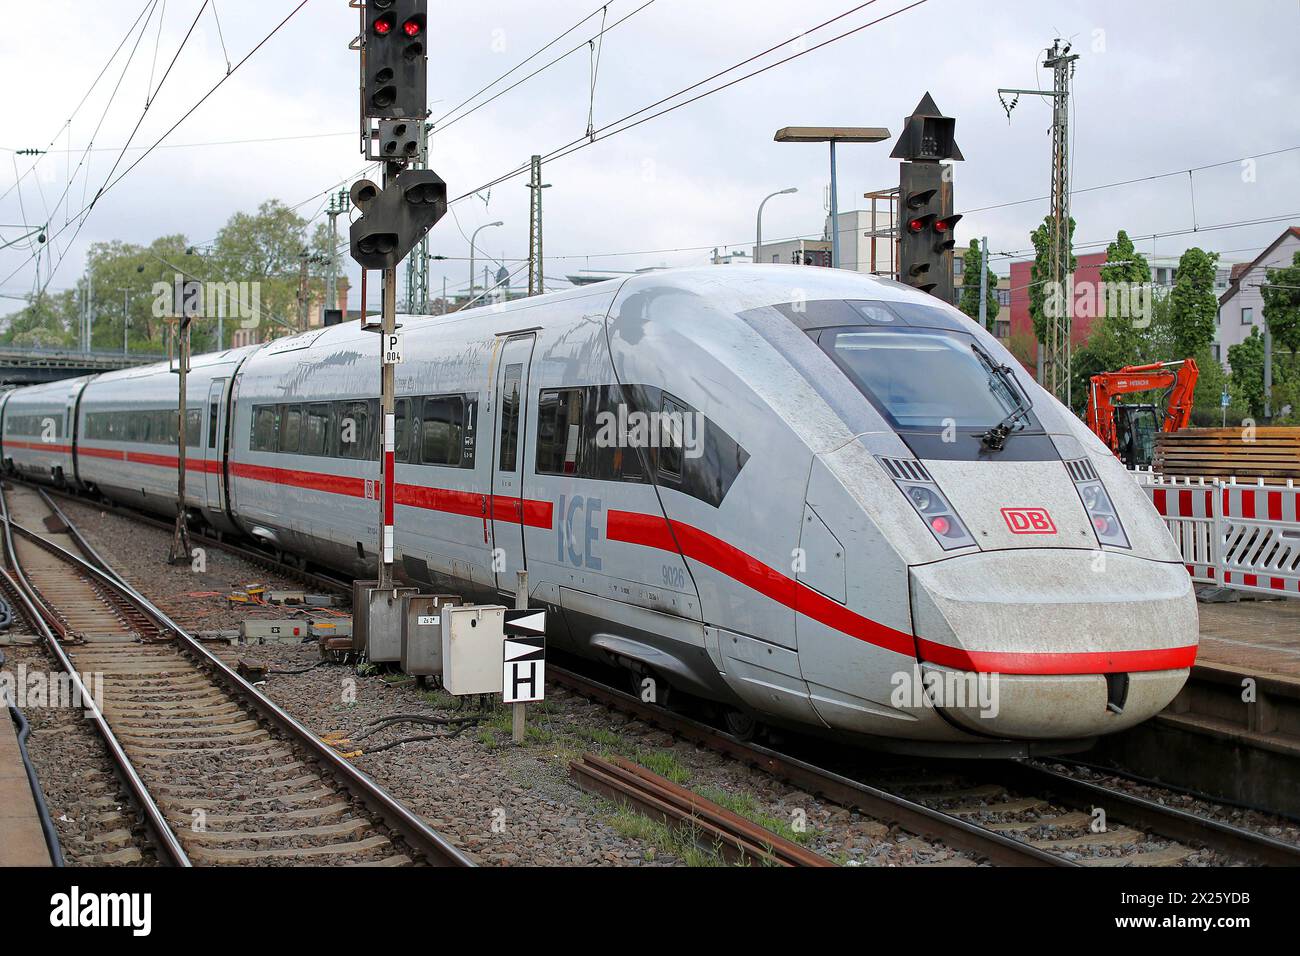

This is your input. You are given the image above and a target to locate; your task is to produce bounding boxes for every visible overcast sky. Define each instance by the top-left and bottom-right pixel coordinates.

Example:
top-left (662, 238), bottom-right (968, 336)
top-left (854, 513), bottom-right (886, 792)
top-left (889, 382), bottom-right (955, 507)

top-left (2, 0), bottom-right (1297, 316)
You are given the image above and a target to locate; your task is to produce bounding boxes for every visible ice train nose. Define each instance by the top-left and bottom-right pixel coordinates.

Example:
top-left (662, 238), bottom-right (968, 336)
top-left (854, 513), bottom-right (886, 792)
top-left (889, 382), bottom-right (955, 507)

top-left (907, 549), bottom-right (1199, 740)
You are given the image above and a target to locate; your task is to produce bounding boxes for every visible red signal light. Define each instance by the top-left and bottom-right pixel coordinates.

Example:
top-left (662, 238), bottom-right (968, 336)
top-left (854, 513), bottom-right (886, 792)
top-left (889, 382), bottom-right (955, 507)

top-left (908, 218), bottom-right (924, 233)
top-left (374, 15), bottom-right (394, 35)
top-left (930, 516), bottom-right (950, 536)
top-left (934, 219), bottom-right (949, 233)
top-left (403, 18), bottom-right (422, 37)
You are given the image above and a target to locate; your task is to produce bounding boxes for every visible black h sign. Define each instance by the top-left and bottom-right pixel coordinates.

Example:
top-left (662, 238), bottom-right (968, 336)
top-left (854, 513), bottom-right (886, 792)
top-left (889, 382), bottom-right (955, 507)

top-left (503, 636), bottom-right (545, 704)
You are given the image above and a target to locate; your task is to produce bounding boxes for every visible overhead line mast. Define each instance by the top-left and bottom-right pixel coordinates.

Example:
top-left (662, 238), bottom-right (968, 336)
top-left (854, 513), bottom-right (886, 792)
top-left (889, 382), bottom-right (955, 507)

top-left (998, 38), bottom-right (1079, 405)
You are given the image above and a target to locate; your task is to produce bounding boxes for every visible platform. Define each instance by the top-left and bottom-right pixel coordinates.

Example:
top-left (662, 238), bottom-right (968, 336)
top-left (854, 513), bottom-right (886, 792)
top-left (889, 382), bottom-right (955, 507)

top-left (0, 708), bottom-right (53, 866)
top-left (1195, 598), bottom-right (1300, 680)
top-left (1090, 595), bottom-right (1300, 817)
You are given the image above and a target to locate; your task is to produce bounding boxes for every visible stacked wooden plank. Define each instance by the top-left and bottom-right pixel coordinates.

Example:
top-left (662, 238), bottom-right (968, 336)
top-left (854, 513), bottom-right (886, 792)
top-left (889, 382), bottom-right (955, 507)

top-left (1154, 427), bottom-right (1300, 482)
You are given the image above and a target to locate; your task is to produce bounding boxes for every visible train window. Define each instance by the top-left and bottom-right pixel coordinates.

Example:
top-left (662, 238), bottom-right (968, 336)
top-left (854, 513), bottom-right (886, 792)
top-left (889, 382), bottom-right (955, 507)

top-left (821, 329), bottom-right (1024, 430)
top-left (497, 364), bottom-right (522, 472)
top-left (420, 395), bottom-right (464, 467)
top-left (278, 406), bottom-right (302, 454)
top-left (336, 401), bottom-right (370, 460)
top-left (658, 393), bottom-right (687, 481)
top-left (536, 388), bottom-right (584, 475)
top-left (208, 401), bottom-right (219, 448)
top-left (394, 399), bottom-right (411, 462)
top-left (252, 406), bottom-right (277, 452)
top-left (303, 403), bottom-right (331, 457)
top-left (186, 409), bottom-right (202, 448)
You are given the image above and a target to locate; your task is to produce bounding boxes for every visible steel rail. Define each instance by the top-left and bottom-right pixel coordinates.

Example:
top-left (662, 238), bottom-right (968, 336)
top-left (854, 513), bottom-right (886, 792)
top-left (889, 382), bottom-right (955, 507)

top-left (4, 510), bottom-right (473, 867)
top-left (996, 760), bottom-right (1300, 867)
top-left (38, 483), bottom-right (350, 596)
top-left (0, 492), bottom-right (191, 866)
top-left (549, 665), bottom-right (1072, 866)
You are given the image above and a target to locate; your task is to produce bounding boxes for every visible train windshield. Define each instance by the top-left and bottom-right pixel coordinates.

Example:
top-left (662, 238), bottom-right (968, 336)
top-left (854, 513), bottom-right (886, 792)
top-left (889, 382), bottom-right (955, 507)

top-left (821, 328), bottom-right (1024, 430)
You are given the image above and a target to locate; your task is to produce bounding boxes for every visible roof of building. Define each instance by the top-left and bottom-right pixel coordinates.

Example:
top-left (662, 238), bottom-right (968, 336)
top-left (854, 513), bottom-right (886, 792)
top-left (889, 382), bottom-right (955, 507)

top-left (1219, 226), bottom-right (1300, 305)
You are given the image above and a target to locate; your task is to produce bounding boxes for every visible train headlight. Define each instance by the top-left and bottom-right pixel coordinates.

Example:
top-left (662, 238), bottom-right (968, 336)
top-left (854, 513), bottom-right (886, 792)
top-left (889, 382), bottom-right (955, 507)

top-left (1065, 459), bottom-right (1130, 549)
top-left (909, 486), bottom-right (939, 513)
top-left (877, 457), bottom-right (975, 550)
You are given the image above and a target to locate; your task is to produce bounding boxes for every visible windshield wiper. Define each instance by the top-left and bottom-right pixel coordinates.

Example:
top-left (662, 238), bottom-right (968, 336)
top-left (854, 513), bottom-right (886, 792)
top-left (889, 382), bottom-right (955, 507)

top-left (972, 345), bottom-right (1032, 451)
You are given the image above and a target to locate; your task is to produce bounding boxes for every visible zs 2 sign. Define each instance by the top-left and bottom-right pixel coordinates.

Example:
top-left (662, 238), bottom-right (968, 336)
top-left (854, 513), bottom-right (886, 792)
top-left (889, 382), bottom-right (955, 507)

top-left (1001, 507), bottom-right (1056, 535)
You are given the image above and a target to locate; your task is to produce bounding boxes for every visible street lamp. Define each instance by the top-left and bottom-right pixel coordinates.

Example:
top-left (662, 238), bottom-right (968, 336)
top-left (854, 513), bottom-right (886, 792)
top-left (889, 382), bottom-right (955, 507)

top-left (756, 187), bottom-right (797, 264)
top-left (774, 127), bottom-right (889, 269)
top-left (469, 221), bottom-right (503, 297)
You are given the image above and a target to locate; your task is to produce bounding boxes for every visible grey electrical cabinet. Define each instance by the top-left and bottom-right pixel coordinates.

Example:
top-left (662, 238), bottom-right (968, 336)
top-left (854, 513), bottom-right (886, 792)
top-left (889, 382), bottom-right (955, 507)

top-left (400, 593), bottom-right (462, 676)
top-left (366, 586), bottom-right (418, 662)
top-left (441, 605), bottom-right (506, 696)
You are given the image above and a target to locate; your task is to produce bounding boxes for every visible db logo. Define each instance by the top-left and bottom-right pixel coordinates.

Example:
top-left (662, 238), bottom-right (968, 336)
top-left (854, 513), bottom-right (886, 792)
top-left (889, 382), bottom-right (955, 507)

top-left (1001, 507), bottom-right (1057, 534)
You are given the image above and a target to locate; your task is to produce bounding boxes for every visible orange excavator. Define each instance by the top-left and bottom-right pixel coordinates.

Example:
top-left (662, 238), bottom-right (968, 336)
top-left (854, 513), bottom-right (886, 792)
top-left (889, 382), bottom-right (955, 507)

top-left (1086, 358), bottom-right (1199, 468)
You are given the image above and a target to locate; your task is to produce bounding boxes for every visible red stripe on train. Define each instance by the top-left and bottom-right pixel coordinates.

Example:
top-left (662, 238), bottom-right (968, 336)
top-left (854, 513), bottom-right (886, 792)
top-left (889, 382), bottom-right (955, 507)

top-left (3, 440), bottom-right (74, 454)
top-left (606, 509), bottom-right (1195, 675)
top-left (915, 640), bottom-right (1197, 675)
top-left (607, 509), bottom-right (915, 658)
top-left (229, 459), bottom-right (554, 530)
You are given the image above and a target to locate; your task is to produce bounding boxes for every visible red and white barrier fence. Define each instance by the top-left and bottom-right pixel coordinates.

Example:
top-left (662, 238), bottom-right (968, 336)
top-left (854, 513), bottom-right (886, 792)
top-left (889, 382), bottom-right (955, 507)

top-left (1132, 469), bottom-right (1300, 598)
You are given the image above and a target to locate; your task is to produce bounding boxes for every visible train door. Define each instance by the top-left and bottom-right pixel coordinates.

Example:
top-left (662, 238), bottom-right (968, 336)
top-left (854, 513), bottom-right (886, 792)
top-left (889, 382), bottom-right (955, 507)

top-left (490, 334), bottom-right (537, 595)
top-left (204, 379), bottom-right (226, 512)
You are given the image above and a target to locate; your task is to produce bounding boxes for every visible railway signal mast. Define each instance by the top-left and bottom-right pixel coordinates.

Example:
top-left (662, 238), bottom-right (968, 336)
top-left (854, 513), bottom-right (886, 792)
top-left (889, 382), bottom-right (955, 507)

top-left (351, 0), bottom-right (447, 602)
top-left (891, 94), bottom-right (962, 304)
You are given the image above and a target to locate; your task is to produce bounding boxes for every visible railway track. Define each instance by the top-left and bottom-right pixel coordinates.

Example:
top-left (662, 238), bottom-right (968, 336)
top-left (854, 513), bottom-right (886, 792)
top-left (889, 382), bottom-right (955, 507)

top-left (0, 482), bottom-right (471, 867)
top-left (26, 479), bottom-right (1300, 867)
top-left (546, 664), bottom-right (1300, 867)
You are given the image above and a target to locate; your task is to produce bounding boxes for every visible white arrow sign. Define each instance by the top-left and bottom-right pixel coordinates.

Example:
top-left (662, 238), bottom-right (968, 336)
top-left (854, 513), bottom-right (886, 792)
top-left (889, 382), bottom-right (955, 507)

top-left (504, 608), bottom-right (546, 637)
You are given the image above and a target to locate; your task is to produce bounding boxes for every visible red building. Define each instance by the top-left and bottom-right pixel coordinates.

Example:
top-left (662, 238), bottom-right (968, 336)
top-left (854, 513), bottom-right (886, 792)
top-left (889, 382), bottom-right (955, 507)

top-left (1009, 250), bottom-right (1108, 368)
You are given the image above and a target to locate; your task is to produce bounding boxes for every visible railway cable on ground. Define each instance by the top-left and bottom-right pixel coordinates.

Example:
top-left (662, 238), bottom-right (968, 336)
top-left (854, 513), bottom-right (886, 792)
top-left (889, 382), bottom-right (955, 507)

top-left (325, 713), bottom-right (489, 758)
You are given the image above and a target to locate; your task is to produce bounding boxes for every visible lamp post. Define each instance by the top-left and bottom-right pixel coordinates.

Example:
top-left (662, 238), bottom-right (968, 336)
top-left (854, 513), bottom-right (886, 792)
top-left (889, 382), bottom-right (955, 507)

top-left (774, 127), bottom-right (889, 269)
top-left (469, 221), bottom-right (503, 299)
top-left (756, 187), bottom-right (797, 264)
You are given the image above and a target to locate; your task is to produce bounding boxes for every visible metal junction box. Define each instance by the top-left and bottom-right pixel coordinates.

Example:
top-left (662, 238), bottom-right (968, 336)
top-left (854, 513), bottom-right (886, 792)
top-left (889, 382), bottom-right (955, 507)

top-left (441, 604), bottom-right (506, 696)
top-left (351, 579), bottom-right (379, 653)
top-left (400, 593), bottom-right (462, 676)
top-left (366, 586), bottom-right (417, 662)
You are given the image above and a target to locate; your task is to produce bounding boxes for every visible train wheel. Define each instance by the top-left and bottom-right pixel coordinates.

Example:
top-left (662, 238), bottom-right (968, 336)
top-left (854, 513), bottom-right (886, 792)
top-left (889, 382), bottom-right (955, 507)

top-left (723, 709), bottom-right (757, 741)
top-left (627, 670), bottom-right (671, 707)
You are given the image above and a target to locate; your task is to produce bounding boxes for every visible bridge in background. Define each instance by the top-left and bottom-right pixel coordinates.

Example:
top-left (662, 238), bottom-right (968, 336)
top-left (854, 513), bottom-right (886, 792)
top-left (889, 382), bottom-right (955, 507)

top-left (0, 346), bottom-right (167, 386)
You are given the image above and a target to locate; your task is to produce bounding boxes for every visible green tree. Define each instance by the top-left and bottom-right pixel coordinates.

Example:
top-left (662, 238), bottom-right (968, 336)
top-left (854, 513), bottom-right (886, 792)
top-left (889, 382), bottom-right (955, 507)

top-left (209, 199), bottom-right (313, 343)
top-left (0, 288), bottom-right (79, 347)
top-left (1099, 230), bottom-right (1151, 287)
top-left (1261, 249), bottom-right (1300, 363)
top-left (1028, 214), bottom-right (1077, 347)
top-left (1167, 247), bottom-right (1219, 357)
top-left (957, 239), bottom-right (999, 329)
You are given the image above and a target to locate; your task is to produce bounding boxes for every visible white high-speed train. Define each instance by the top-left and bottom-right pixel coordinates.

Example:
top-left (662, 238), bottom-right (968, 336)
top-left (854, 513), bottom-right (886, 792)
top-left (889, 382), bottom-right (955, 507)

top-left (1, 267), bottom-right (1199, 755)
